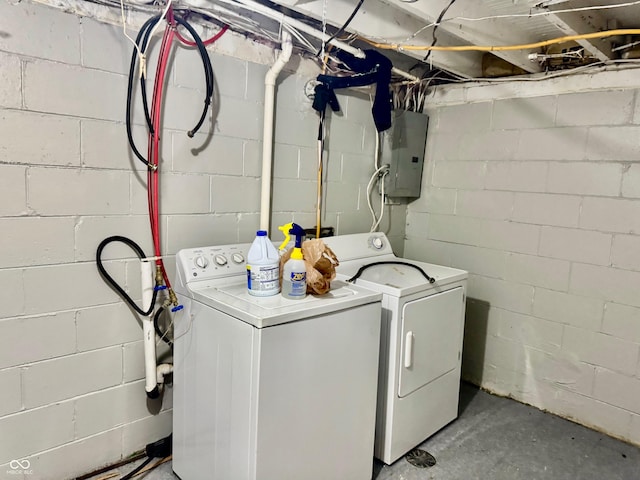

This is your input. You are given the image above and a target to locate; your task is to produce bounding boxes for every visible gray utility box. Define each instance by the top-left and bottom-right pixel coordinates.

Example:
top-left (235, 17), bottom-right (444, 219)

top-left (381, 110), bottom-right (429, 199)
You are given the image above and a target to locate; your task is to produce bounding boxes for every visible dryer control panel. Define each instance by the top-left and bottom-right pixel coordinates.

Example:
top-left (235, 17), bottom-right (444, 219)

top-left (324, 232), bottom-right (394, 262)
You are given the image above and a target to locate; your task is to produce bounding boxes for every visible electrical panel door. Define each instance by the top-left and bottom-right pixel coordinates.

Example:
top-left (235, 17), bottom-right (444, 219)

top-left (381, 110), bottom-right (429, 198)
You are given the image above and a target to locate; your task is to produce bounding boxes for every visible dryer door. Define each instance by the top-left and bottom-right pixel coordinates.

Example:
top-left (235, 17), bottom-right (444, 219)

top-left (398, 287), bottom-right (463, 398)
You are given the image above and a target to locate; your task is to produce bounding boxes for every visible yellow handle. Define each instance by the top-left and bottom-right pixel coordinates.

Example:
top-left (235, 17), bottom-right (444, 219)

top-left (278, 222), bottom-right (294, 251)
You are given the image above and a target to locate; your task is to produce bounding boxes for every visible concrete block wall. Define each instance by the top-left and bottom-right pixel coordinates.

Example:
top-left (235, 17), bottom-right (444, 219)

top-left (270, 74), bottom-right (407, 252)
top-left (406, 86), bottom-right (640, 446)
top-left (0, 1), bottom-right (401, 478)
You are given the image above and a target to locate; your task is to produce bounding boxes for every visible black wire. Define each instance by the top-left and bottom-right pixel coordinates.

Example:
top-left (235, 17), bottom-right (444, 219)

top-left (119, 457), bottom-right (154, 480)
top-left (96, 236), bottom-right (158, 316)
top-left (174, 15), bottom-right (215, 137)
top-left (126, 14), bottom-right (161, 167)
top-left (317, 0), bottom-right (365, 57)
top-left (424, 0), bottom-right (457, 63)
top-left (154, 307), bottom-right (173, 348)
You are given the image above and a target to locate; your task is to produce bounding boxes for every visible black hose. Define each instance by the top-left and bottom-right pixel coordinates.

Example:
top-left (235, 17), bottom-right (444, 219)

top-left (96, 236), bottom-right (157, 316)
top-left (126, 14), bottom-right (161, 166)
top-left (187, 97), bottom-right (211, 138)
top-left (174, 15), bottom-right (214, 137)
top-left (119, 457), bottom-right (154, 480)
top-left (346, 261), bottom-right (436, 284)
top-left (139, 14), bottom-right (165, 133)
top-left (140, 16), bottom-right (180, 132)
top-left (126, 13), bottom-right (214, 163)
top-left (153, 307), bottom-right (173, 348)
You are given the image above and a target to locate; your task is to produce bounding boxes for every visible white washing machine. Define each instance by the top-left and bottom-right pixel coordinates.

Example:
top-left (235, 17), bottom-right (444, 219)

top-left (172, 242), bottom-right (382, 480)
top-left (323, 233), bottom-right (468, 465)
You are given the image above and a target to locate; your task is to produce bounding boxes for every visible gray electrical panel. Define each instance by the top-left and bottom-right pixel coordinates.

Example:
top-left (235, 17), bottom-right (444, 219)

top-left (381, 110), bottom-right (429, 199)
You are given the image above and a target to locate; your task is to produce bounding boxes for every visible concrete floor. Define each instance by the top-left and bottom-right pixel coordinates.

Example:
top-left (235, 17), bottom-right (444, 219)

top-left (89, 383), bottom-right (640, 480)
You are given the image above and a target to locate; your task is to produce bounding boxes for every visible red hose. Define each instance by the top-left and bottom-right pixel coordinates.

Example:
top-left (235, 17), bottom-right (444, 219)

top-left (175, 24), bottom-right (228, 47)
top-left (167, 5), bottom-right (228, 47)
top-left (148, 24), bottom-right (175, 290)
top-left (145, 12), bottom-right (222, 295)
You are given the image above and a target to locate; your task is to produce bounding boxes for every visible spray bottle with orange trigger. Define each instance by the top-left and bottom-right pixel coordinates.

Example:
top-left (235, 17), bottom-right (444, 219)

top-left (278, 222), bottom-right (307, 300)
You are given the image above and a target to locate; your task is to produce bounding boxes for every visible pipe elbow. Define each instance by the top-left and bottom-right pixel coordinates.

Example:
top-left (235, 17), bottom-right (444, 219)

top-left (156, 363), bottom-right (174, 384)
top-left (281, 31), bottom-right (293, 58)
top-left (265, 31), bottom-right (293, 86)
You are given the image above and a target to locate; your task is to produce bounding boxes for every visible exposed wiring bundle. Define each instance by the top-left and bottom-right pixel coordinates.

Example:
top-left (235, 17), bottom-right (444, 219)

top-left (43, 0), bottom-right (640, 86)
top-left (316, 0), bottom-right (364, 57)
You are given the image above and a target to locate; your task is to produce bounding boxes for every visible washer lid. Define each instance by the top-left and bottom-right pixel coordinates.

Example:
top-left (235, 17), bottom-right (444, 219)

top-left (335, 258), bottom-right (467, 297)
top-left (186, 278), bottom-right (382, 328)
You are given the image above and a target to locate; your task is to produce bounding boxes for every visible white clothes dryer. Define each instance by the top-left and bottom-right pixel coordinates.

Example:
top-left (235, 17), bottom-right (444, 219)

top-left (324, 233), bottom-right (468, 465)
top-left (172, 242), bottom-right (382, 480)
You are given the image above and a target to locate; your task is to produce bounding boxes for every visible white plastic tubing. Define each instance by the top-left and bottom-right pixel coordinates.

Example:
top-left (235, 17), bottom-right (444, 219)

top-left (260, 30), bottom-right (293, 232)
top-left (141, 261), bottom-right (173, 397)
top-left (140, 260), bottom-right (158, 396)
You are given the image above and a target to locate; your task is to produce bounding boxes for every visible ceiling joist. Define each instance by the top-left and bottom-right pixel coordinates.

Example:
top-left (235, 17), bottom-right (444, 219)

top-left (537, 3), bottom-right (614, 61)
top-left (268, 0), bottom-right (484, 78)
top-left (388, 0), bottom-right (543, 74)
top-left (34, 0), bottom-right (640, 82)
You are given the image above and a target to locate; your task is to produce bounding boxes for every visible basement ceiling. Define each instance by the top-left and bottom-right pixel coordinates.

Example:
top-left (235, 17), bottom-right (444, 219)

top-left (256, 0), bottom-right (640, 78)
top-left (72, 0), bottom-right (640, 80)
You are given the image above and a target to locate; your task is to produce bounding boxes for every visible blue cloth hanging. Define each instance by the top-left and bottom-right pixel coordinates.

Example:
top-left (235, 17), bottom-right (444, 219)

top-left (313, 50), bottom-right (393, 132)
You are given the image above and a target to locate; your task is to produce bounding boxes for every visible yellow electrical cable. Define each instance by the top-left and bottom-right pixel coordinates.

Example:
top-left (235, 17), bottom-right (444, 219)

top-left (362, 28), bottom-right (640, 52)
top-left (317, 42), bottom-right (334, 239)
top-left (322, 52), bottom-right (331, 74)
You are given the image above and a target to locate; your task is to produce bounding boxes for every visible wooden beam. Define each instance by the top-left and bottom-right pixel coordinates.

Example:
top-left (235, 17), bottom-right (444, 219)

top-left (536, 4), bottom-right (614, 61)
top-left (386, 0), bottom-right (543, 74)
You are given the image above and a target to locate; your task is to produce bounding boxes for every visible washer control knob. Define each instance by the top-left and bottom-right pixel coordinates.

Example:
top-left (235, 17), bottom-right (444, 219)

top-left (232, 253), bottom-right (245, 264)
top-left (194, 255), bottom-right (209, 269)
top-left (214, 254), bottom-right (228, 266)
top-left (371, 237), bottom-right (384, 250)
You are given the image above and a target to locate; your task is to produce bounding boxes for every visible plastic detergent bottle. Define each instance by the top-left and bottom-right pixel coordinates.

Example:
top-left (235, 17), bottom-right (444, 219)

top-left (246, 230), bottom-right (280, 296)
top-left (279, 223), bottom-right (307, 300)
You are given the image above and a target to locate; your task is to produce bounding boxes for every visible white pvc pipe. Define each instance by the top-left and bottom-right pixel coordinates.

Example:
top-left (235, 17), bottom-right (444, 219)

top-left (260, 31), bottom-right (293, 232)
top-left (140, 260), bottom-right (157, 395)
top-left (157, 363), bottom-right (174, 384)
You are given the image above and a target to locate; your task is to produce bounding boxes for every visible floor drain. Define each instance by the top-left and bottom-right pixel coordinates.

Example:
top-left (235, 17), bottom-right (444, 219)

top-left (405, 448), bottom-right (437, 468)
